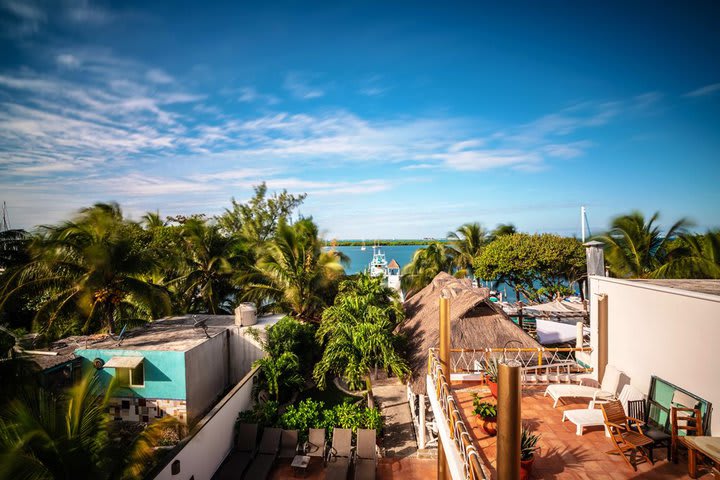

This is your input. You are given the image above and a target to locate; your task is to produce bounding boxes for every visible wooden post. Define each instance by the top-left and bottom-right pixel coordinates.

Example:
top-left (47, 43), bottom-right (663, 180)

top-left (438, 296), bottom-right (451, 480)
top-left (497, 363), bottom-right (521, 480)
top-left (597, 294), bottom-right (608, 382)
top-left (419, 394), bottom-right (426, 449)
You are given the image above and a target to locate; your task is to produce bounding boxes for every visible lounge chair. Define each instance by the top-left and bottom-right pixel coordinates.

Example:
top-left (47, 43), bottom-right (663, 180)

top-left (561, 384), bottom-right (644, 436)
top-left (325, 428), bottom-right (352, 480)
top-left (243, 427), bottom-right (282, 480)
top-left (545, 364), bottom-right (622, 408)
top-left (279, 429), bottom-right (299, 459)
top-left (354, 429), bottom-right (377, 480)
top-left (626, 398), bottom-right (671, 463)
top-left (214, 423), bottom-right (258, 480)
top-left (601, 400), bottom-right (654, 471)
top-left (305, 428), bottom-right (327, 461)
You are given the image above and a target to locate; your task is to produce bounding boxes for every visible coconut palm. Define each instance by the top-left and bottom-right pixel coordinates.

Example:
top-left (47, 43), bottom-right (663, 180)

top-left (447, 223), bottom-right (489, 277)
top-left (0, 204), bottom-right (169, 337)
top-left (595, 211), bottom-right (690, 278)
top-left (0, 373), bottom-right (180, 480)
top-left (140, 211), bottom-right (166, 229)
top-left (401, 241), bottom-right (455, 296)
top-left (242, 218), bottom-right (346, 321)
top-left (172, 219), bottom-right (249, 314)
top-left (660, 231), bottom-right (720, 279)
top-left (336, 273), bottom-right (404, 325)
top-left (489, 223), bottom-right (517, 241)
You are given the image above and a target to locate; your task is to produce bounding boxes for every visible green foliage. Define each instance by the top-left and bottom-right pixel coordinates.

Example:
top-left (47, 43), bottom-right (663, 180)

top-left (217, 182), bottom-right (306, 245)
top-left (236, 400), bottom-right (281, 428)
top-left (401, 241), bottom-right (455, 295)
top-left (595, 211), bottom-right (690, 279)
top-left (473, 233), bottom-right (586, 302)
top-left (242, 218), bottom-right (346, 321)
top-left (484, 357), bottom-right (500, 383)
top-left (253, 352), bottom-right (304, 402)
top-left (314, 275), bottom-right (409, 391)
top-left (447, 223), bottom-right (490, 278)
top-left (471, 396), bottom-right (497, 419)
top-left (659, 230), bottom-right (720, 279)
top-left (521, 426), bottom-right (541, 460)
top-left (274, 399), bottom-right (382, 441)
top-left (266, 316), bottom-right (319, 375)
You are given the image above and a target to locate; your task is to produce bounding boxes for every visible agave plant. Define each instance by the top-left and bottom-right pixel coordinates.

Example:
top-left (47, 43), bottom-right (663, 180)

top-left (521, 426), bottom-right (541, 461)
top-left (484, 357), bottom-right (500, 383)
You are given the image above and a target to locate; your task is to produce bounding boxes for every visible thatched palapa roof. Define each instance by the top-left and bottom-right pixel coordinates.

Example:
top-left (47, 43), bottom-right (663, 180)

top-left (399, 272), bottom-right (542, 395)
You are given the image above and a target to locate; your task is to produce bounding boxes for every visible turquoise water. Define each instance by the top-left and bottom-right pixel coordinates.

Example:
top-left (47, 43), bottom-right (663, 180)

top-left (331, 245), bottom-right (424, 275)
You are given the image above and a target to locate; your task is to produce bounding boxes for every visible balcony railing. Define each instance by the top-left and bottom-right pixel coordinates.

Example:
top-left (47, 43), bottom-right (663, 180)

top-left (428, 349), bottom-right (489, 480)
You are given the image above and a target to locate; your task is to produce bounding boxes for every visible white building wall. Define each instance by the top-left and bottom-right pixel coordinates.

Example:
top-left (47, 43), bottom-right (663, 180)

top-left (589, 276), bottom-right (720, 434)
top-left (154, 367), bottom-right (258, 480)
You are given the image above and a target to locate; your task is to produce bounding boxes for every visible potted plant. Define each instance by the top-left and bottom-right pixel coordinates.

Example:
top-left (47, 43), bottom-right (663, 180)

top-left (520, 426), bottom-right (540, 480)
top-left (472, 395), bottom-right (497, 436)
top-left (484, 358), bottom-right (499, 398)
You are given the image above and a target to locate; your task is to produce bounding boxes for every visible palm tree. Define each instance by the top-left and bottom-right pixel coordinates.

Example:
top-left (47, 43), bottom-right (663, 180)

top-left (140, 211), bottom-right (166, 229)
top-left (253, 352), bottom-right (304, 402)
top-left (336, 273), bottom-right (404, 325)
top-left (314, 286), bottom-right (409, 390)
top-left (172, 219), bottom-right (248, 314)
top-left (489, 223), bottom-right (517, 241)
top-left (0, 373), bottom-right (179, 480)
top-left (401, 241), bottom-right (454, 296)
top-left (660, 231), bottom-right (720, 278)
top-left (447, 223), bottom-right (489, 277)
top-left (0, 204), bottom-right (170, 337)
top-left (595, 211), bottom-right (691, 278)
top-left (242, 218), bottom-right (346, 321)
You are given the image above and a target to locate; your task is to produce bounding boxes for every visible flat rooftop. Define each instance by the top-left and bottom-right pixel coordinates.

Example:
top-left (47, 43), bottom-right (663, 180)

top-left (627, 278), bottom-right (720, 297)
top-left (31, 314), bottom-right (283, 360)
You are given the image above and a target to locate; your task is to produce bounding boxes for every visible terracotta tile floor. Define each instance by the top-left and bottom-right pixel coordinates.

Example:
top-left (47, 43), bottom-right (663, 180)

top-left (453, 381), bottom-right (714, 479)
top-left (269, 456), bottom-right (437, 479)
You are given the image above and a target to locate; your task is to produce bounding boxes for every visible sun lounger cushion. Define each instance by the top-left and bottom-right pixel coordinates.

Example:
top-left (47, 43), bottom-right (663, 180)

top-left (325, 456), bottom-right (350, 480)
top-left (214, 451), bottom-right (253, 480)
top-left (354, 457), bottom-right (376, 480)
top-left (243, 453), bottom-right (275, 480)
top-left (545, 365), bottom-right (621, 407)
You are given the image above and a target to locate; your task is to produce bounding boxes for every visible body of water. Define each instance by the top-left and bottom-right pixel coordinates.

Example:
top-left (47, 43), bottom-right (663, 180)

top-left (332, 245), bottom-right (424, 275)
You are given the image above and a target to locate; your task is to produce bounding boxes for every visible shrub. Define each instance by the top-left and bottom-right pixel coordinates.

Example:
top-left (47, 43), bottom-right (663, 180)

top-left (236, 400), bottom-right (280, 429)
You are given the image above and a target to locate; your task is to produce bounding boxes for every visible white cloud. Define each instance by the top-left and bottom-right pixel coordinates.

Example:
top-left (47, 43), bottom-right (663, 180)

top-left (684, 83), bottom-right (720, 98)
top-left (284, 73), bottom-right (325, 99)
top-left (146, 68), bottom-right (173, 84)
top-left (55, 53), bottom-right (81, 69)
top-left (236, 86), bottom-right (280, 105)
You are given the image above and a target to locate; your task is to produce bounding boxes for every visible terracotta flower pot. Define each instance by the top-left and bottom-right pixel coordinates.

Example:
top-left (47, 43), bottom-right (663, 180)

top-left (481, 417), bottom-right (497, 437)
top-left (486, 379), bottom-right (498, 398)
top-left (519, 456), bottom-right (534, 480)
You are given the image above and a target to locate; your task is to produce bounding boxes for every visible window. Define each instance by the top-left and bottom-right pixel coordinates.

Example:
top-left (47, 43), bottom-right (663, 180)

top-left (115, 364), bottom-right (145, 388)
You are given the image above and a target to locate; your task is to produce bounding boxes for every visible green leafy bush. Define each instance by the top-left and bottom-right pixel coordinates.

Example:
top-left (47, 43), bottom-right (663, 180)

top-left (236, 400), bottom-right (280, 429)
top-left (273, 398), bottom-right (383, 441)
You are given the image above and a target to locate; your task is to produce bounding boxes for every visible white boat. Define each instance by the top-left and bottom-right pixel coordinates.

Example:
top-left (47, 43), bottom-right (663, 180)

top-left (368, 245), bottom-right (387, 277)
top-left (361, 240), bottom-right (366, 251)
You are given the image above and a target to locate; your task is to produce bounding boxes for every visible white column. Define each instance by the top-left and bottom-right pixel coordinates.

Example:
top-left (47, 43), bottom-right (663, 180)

top-left (419, 394), bottom-right (426, 449)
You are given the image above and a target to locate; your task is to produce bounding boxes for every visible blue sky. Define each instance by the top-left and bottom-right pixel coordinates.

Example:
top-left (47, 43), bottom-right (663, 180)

top-left (1, 0), bottom-right (719, 238)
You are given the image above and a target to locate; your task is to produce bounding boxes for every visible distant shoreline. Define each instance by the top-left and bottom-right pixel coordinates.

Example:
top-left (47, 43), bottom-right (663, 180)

top-left (328, 239), bottom-right (446, 246)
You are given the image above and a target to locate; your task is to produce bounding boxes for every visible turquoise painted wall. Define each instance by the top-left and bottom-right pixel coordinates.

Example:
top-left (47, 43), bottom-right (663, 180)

top-left (76, 348), bottom-right (187, 400)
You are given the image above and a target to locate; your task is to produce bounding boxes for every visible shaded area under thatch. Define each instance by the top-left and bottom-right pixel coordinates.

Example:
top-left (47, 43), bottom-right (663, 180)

top-left (399, 272), bottom-right (543, 395)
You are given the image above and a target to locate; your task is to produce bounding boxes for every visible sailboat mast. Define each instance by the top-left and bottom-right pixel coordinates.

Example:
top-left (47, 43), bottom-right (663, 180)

top-left (580, 205), bottom-right (586, 242)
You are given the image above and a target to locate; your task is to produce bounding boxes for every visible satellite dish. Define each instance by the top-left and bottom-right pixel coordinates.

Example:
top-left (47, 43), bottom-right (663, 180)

top-left (193, 317), bottom-right (210, 338)
top-left (93, 358), bottom-right (105, 369)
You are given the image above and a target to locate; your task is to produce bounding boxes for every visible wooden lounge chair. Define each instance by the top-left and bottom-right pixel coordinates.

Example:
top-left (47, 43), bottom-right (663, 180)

top-left (545, 364), bottom-right (622, 408)
top-left (601, 400), bottom-right (654, 471)
top-left (354, 429), bottom-right (377, 480)
top-left (214, 423), bottom-right (258, 480)
top-left (279, 429), bottom-right (299, 459)
top-left (243, 427), bottom-right (282, 480)
top-left (325, 428), bottom-right (353, 480)
top-left (305, 428), bottom-right (327, 461)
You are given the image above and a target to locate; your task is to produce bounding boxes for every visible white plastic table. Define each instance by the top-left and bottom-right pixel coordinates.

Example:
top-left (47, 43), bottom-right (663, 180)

top-left (562, 408), bottom-right (610, 436)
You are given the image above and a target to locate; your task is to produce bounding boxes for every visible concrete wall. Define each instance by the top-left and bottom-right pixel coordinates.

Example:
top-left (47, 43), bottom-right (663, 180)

top-left (185, 331), bottom-right (229, 422)
top-left (227, 325), bottom-right (264, 384)
top-left (153, 367), bottom-right (258, 480)
top-left (589, 276), bottom-right (720, 434)
top-left (76, 348), bottom-right (187, 399)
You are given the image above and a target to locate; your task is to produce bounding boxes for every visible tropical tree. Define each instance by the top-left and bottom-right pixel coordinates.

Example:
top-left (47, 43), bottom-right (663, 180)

top-left (140, 211), bottom-right (166, 229)
top-left (0, 204), bottom-right (170, 337)
top-left (0, 373), bottom-right (180, 480)
top-left (447, 223), bottom-right (489, 278)
top-left (171, 218), bottom-right (249, 314)
top-left (489, 223), bottom-right (517, 241)
top-left (242, 218), bottom-right (346, 321)
top-left (595, 211), bottom-right (690, 278)
top-left (401, 241), bottom-right (454, 296)
top-left (253, 352), bottom-right (304, 402)
top-left (659, 231), bottom-right (720, 279)
top-left (473, 233), bottom-right (586, 302)
top-left (336, 273), bottom-right (404, 325)
top-left (314, 277), bottom-right (409, 390)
